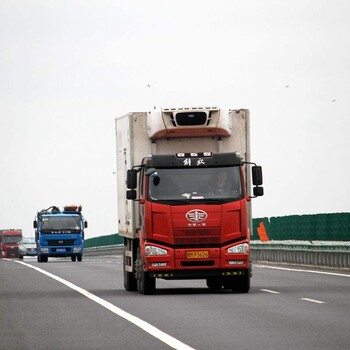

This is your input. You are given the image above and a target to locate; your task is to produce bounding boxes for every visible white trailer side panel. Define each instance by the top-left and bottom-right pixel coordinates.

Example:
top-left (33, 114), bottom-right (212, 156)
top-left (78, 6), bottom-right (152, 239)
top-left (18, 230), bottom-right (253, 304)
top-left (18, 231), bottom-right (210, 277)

top-left (115, 112), bottom-right (152, 238)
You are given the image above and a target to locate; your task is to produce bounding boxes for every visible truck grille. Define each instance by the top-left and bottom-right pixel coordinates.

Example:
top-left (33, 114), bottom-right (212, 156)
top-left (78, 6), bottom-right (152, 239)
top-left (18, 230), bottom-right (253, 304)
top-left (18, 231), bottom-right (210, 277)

top-left (47, 240), bottom-right (75, 246)
top-left (181, 260), bottom-right (215, 267)
top-left (173, 228), bottom-right (220, 246)
top-left (7, 247), bottom-right (19, 255)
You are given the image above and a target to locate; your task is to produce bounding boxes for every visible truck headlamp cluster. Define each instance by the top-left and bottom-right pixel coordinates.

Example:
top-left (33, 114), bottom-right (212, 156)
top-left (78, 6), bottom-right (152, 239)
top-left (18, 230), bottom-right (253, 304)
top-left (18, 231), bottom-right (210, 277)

top-left (145, 245), bottom-right (167, 256)
top-left (227, 243), bottom-right (249, 254)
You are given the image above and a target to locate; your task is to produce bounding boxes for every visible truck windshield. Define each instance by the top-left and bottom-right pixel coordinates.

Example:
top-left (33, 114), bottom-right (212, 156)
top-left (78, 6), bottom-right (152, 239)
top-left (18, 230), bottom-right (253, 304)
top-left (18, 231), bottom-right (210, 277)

top-left (22, 237), bottom-right (36, 244)
top-left (148, 166), bottom-right (243, 202)
top-left (2, 236), bottom-right (22, 244)
top-left (40, 216), bottom-right (81, 233)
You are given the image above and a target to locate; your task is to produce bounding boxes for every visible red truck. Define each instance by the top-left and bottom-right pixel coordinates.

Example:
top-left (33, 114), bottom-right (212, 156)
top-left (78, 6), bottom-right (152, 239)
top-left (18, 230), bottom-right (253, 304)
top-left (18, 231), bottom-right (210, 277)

top-left (115, 107), bottom-right (264, 294)
top-left (0, 229), bottom-right (23, 258)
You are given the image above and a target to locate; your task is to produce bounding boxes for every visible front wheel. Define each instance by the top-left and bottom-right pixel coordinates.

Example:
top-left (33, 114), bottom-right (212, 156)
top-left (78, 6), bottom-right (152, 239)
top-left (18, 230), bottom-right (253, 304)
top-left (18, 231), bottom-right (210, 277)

top-left (206, 277), bottom-right (222, 290)
top-left (232, 273), bottom-right (250, 293)
top-left (136, 248), bottom-right (155, 295)
top-left (138, 271), bottom-right (156, 295)
top-left (71, 256), bottom-right (76, 262)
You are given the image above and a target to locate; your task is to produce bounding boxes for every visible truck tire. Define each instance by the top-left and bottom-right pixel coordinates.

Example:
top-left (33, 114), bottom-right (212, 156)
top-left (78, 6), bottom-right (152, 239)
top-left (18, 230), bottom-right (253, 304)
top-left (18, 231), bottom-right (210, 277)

top-left (37, 255), bottom-right (42, 263)
top-left (123, 247), bottom-right (137, 291)
top-left (138, 270), bottom-right (156, 295)
top-left (206, 277), bottom-right (222, 290)
top-left (77, 254), bottom-right (82, 262)
top-left (136, 248), bottom-right (155, 295)
top-left (71, 256), bottom-right (76, 262)
top-left (232, 272), bottom-right (250, 293)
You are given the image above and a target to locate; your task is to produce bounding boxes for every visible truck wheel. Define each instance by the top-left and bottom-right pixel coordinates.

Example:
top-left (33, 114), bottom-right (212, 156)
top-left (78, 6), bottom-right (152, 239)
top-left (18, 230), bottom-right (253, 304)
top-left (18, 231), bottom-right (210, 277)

top-left (71, 256), bottom-right (76, 262)
top-left (123, 247), bottom-right (137, 291)
top-left (19, 255), bottom-right (23, 260)
top-left (138, 270), bottom-right (156, 295)
top-left (206, 277), bottom-right (222, 290)
top-left (43, 256), bottom-right (48, 263)
top-left (77, 254), bottom-right (82, 262)
top-left (37, 255), bottom-right (42, 263)
top-left (232, 273), bottom-right (250, 293)
top-left (136, 248), bottom-right (155, 295)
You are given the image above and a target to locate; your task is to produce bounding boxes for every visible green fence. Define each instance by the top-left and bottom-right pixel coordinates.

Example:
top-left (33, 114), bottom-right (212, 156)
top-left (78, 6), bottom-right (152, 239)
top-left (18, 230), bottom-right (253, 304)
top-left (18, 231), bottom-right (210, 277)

top-left (84, 233), bottom-right (123, 248)
top-left (252, 212), bottom-right (350, 241)
top-left (85, 213), bottom-right (350, 248)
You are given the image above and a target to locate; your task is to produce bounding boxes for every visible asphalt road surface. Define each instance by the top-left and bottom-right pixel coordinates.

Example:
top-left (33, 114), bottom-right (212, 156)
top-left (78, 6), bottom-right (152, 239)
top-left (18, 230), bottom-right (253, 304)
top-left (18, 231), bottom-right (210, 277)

top-left (1, 255), bottom-right (349, 350)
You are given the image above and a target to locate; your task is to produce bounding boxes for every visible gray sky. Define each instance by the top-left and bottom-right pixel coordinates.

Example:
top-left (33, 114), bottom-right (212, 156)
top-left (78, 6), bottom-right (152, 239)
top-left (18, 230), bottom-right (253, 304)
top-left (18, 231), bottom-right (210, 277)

top-left (1, 0), bottom-right (349, 238)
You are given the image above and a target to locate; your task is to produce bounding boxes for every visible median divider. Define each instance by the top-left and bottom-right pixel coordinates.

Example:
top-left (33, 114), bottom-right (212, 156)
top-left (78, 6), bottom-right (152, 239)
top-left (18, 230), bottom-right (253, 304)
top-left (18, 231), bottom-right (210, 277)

top-left (84, 241), bottom-right (350, 269)
top-left (84, 244), bottom-right (123, 256)
top-left (251, 241), bottom-right (350, 269)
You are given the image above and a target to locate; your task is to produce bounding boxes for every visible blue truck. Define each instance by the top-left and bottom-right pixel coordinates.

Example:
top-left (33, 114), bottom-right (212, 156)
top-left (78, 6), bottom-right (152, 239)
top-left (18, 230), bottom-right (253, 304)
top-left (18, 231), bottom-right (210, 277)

top-left (34, 205), bottom-right (88, 262)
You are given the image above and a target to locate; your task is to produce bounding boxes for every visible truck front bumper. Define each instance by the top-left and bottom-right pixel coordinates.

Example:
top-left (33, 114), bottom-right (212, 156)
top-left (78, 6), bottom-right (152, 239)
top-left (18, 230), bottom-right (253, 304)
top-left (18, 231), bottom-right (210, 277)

top-left (38, 246), bottom-right (83, 257)
top-left (150, 268), bottom-right (248, 279)
top-left (142, 242), bottom-right (250, 277)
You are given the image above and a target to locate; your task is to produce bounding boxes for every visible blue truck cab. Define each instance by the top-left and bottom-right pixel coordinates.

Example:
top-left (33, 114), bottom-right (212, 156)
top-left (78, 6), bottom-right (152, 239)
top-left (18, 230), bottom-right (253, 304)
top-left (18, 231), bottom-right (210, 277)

top-left (34, 205), bottom-right (88, 263)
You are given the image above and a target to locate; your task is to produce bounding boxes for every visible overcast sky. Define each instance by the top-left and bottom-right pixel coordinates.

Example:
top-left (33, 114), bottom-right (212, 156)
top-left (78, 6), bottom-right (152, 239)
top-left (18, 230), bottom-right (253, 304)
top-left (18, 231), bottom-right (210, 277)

top-left (1, 0), bottom-right (349, 238)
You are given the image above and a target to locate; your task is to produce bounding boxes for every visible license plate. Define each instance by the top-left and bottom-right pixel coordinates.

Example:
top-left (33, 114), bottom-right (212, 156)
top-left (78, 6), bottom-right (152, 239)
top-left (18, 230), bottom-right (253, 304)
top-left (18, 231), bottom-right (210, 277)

top-left (57, 248), bottom-right (66, 252)
top-left (186, 251), bottom-right (209, 259)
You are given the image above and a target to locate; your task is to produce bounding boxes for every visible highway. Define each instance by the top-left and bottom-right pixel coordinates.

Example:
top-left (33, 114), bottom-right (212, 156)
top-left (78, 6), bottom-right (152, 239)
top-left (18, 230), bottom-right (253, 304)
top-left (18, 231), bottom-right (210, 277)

top-left (1, 255), bottom-right (349, 350)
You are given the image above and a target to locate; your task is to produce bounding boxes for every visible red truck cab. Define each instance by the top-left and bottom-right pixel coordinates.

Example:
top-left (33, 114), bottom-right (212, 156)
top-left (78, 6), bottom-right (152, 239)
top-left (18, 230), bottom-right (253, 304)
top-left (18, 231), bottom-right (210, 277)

top-left (127, 152), bottom-right (263, 294)
top-left (0, 229), bottom-right (23, 258)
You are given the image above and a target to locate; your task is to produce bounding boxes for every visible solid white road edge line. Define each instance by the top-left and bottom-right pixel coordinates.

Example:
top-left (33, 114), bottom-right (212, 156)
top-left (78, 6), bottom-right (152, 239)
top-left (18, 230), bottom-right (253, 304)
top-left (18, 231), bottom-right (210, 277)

top-left (255, 264), bottom-right (350, 278)
top-left (14, 260), bottom-right (195, 350)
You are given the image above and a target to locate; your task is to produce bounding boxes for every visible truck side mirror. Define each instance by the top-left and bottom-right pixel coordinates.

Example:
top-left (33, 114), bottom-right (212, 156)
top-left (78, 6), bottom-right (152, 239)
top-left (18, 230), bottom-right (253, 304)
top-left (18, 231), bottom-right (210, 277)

top-left (253, 186), bottom-right (264, 197)
top-left (127, 169), bottom-right (137, 189)
top-left (33, 220), bottom-right (37, 229)
top-left (126, 189), bottom-right (137, 200)
top-left (252, 166), bottom-right (263, 186)
top-left (84, 221), bottom-right (88, 229)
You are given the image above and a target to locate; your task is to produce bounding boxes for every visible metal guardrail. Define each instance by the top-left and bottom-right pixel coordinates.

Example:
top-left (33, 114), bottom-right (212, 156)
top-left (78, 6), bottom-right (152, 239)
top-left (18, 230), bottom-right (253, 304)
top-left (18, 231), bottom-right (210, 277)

top-left (84, 244), bottom-right (123, 256)
top-left (83, 241), bottom-right (350, 269)
top-left (251, 241), bottom-right (350, 269)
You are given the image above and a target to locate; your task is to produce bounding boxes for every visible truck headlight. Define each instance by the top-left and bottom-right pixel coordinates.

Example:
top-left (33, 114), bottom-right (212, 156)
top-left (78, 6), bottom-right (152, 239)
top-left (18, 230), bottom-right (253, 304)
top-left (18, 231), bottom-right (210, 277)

top-left (145, 245), bottom-right (167, 256)
top-left (73, 247), bottom-right (82, 253)
top-left (41, 248), bottom-right (49, 254)
top-left (227, 243), bottom-right (249, 254)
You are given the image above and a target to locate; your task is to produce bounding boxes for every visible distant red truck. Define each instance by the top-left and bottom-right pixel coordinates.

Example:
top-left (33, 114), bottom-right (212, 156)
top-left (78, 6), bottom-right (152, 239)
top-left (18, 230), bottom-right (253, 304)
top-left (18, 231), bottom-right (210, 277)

top-left (0, 229), bottom-right (23, 258)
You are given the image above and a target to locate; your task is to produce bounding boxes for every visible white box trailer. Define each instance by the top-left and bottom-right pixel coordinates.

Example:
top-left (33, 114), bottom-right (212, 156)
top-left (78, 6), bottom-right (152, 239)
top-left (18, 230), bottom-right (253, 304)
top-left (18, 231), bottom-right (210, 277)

top-left (115, 107), bottom-right (263, 294)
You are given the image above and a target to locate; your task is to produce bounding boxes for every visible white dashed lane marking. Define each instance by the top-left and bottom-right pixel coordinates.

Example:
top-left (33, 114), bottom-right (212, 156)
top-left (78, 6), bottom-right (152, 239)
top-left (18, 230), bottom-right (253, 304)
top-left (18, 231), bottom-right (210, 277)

top-left (301, 298), bottom-right (325, 304)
